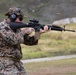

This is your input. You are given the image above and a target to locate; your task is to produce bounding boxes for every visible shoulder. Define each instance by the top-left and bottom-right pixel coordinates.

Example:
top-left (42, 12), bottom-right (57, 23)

top-left (0, 20), bottom-right (6, 27)
top-left (0, 20), bottom-right (10, 29)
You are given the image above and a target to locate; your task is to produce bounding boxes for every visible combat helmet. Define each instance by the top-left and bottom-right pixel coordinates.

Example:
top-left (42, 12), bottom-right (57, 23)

top-left (5, 7), bottom-right (24, 16)
top-left (5, 7), bottom-right (24, 22)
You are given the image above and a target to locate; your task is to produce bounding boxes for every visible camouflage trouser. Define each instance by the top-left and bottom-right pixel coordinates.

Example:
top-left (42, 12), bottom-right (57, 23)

top-left (0, 57), bottom-right (27, 75)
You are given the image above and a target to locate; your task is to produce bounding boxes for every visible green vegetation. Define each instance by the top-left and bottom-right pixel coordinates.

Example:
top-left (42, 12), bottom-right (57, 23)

top-left (22, 23), bottom-right (76, 60)
top-left (0, 0), bottom-right (51, 22)
top-left (24, 58), bottom-right (76, 75)
top-left (0, 0), bottom-right (76, 23)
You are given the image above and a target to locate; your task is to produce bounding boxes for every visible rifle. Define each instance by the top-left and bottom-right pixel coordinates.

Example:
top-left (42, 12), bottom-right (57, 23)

top-left (9, 19), bottom-right (75, 32)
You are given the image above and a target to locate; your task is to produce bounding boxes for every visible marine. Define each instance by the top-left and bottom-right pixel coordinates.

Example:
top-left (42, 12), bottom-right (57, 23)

top-left (0, 7), bottom-right (48, 75)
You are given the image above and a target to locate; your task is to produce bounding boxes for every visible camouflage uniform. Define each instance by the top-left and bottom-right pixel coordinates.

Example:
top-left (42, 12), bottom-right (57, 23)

top-left (0, 20), bottom-right (38, 74)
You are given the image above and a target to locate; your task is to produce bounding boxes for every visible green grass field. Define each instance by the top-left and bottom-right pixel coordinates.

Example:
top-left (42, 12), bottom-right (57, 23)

top-left (22, 23), bottom-right (76, 60)
top-left (24, 58), bottom-right (76, 75)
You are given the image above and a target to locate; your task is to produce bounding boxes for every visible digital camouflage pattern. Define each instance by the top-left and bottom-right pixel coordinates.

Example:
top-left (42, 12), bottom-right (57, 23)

top-left (0, 57), bottom-right (26, 75)
top-left (5, 7), bottom-right (24, 17)
top-left (0, 20), bottom-right (38, 75)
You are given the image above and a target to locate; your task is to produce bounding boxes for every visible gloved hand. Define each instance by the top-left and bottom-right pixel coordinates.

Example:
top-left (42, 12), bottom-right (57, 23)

top-left (40, 25), bottom-right (49, 33)
top-left (34, 25), bottom-right (49, 40)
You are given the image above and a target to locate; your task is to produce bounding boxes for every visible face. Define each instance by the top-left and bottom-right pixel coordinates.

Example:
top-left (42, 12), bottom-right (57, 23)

top-left (15, 18), bottom-right (22, 22)
top-left (15, 15), bottom-right (23, 22)
top-left (7, 14), bottom-right (23, 23)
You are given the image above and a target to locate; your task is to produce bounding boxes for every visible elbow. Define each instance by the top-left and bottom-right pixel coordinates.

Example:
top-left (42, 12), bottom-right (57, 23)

top-left (24, 40), bottom-right (38, 46)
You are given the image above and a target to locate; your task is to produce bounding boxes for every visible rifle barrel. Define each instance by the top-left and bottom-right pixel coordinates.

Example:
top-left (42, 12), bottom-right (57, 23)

top-left (64, 29), bottom-right (75, 32)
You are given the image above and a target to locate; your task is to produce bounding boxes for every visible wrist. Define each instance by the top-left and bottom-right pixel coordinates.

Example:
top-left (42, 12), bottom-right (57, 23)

top-left (34, 32), bottom-right (41, 40)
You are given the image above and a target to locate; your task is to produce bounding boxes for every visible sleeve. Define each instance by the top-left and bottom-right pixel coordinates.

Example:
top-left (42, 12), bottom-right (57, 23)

top-left (23, 34), bottom-right (38, 45)
top-left (0, 23), bottom-right (24, 45)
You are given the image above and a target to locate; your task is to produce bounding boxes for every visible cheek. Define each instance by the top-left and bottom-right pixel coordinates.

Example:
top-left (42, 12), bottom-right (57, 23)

top-left (15, 18), bottom-right (22, 22)
top-left (7, 19), bottom-right (11, 22)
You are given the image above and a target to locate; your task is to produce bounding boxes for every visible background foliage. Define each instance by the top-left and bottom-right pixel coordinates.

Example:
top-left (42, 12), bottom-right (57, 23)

top-left (0, 0), bottom-right (76, 23)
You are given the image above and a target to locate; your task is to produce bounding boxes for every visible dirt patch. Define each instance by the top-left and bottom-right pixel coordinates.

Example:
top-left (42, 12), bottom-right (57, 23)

top-left (27, 65), bottom-right (76, 75)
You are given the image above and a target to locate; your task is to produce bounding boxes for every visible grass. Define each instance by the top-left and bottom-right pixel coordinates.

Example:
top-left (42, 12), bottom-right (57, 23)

top-left (22, 24), bottom-right (76, 59)
top-left (24, 58), bottom-right (76, 75)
